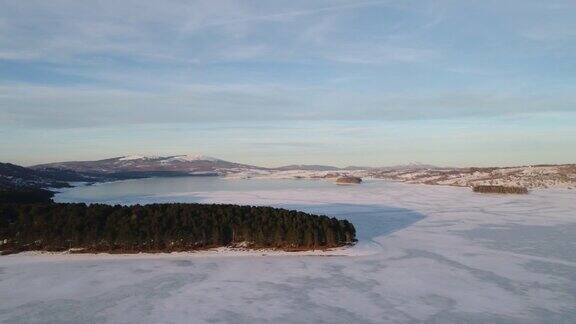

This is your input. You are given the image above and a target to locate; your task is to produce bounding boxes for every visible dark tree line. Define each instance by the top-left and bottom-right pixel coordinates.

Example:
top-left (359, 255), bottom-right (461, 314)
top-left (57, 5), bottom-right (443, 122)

top-left (0, 188), bottom-right (54, 204)
top-left (0, 201), bottom-right (356, 254)
top-left (472, 185), bottom-right (528, 194)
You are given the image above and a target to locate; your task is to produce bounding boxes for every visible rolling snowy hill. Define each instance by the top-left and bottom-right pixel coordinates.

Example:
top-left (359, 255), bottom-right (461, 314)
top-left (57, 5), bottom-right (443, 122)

top-left (32, 155), bottom-right (263, 175)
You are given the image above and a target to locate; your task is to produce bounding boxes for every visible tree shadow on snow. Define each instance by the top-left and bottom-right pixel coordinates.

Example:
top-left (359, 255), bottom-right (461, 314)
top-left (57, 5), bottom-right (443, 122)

top-left (277, 203), bottom-right (425, 242)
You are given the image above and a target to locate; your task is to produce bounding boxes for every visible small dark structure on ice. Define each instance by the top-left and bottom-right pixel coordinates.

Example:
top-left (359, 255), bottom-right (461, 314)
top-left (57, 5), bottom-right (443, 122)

top-left (336, 176), bottom-right (362, 184)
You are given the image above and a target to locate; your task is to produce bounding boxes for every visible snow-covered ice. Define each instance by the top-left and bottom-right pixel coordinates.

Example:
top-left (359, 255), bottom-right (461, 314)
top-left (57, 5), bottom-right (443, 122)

top-left (1, 181), bottom-right (575, 323)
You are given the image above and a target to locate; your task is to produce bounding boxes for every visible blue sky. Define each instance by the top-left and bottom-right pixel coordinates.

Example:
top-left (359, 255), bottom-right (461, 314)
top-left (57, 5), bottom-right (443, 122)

top-left (1, 0), bottom-right (575, 167)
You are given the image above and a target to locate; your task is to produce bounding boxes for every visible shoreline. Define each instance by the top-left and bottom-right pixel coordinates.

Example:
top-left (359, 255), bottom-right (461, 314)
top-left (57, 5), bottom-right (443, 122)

top-left (53, 173), bottom-right (576, 193)
top-left (0, 245), bottom-right (365, 262)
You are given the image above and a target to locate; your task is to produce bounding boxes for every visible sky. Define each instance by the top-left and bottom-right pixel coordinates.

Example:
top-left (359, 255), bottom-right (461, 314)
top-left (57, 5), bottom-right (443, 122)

top-left (0, 0), bottom-right (575, 167)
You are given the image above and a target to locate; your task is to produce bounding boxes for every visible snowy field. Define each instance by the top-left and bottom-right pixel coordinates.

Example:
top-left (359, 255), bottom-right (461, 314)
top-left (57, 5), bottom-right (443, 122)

top-left (1, 181), bottom-right (576, 323)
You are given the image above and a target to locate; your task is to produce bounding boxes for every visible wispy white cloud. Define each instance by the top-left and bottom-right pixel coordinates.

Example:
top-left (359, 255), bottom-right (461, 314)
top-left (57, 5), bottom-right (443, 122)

top-left (319, 45), bottom-right (439, 64)
top-left (195, 0), bottom-right (392, 29)
top-left (1, 0), bottom-right (576, 166)
top-left (0, 0), bottom-right (441, 66)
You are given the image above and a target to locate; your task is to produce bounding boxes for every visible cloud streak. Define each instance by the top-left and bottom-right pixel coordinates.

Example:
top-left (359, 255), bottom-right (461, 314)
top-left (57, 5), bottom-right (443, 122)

top-left (0, 0), bottom-right (441, 66)
top-left (2, 82), bottom-right (575, 128)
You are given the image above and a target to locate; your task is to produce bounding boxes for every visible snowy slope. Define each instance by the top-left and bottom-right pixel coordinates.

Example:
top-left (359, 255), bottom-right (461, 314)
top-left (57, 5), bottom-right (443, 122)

top-left (369, 164), bottom-right (576, 189)
top-left (32, 154), bottom-right (262, 175)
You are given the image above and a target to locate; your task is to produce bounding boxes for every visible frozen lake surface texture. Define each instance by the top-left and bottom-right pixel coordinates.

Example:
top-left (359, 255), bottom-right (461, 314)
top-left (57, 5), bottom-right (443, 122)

top-left (1, 178), bottom-right (575, 323)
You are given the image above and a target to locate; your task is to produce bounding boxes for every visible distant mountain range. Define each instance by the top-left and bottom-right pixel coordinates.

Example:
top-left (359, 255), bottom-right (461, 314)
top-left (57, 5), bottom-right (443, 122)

top-left (2, 155), bottom-right (575, 191)
top-left (1, 154), bottom-right (440, 191)
top-left (31, 154), bottom-right (385, 175)
top-left (32, 155), bottom-right (260, 175)
top-left (0, 162), bottom-right (93, 190)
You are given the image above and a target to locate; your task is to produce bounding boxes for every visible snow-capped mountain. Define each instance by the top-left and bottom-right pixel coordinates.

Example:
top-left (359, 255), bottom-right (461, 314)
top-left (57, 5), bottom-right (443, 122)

top-left (32, 155), bottom-right (263, 175)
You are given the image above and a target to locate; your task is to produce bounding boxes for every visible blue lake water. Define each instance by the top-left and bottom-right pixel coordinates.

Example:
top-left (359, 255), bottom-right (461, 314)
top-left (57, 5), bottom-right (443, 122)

top-left (55, 177), bottom-right (350, 204)
top-left (54, 177), bottom-right (426, 244)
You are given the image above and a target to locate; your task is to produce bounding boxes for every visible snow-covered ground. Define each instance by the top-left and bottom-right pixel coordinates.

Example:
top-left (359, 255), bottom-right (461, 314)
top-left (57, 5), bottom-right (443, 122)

top-left (368, 165), bottom-right (576, 189)
top-left (226, 164), bottom-right (576, 189)
top-left (223, 168), bottom-right (354, 180)
top-left (1, 182), bottom-right (576, 323)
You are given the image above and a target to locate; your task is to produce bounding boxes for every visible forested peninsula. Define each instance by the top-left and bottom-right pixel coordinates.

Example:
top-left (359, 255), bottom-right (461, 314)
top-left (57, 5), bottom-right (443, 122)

top-left (0, 191), bottom-right (356, 255)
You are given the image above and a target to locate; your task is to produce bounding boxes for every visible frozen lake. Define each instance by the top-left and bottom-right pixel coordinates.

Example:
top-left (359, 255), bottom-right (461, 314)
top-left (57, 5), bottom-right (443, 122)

top-left (1, 178), bottom-right (576, 323)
